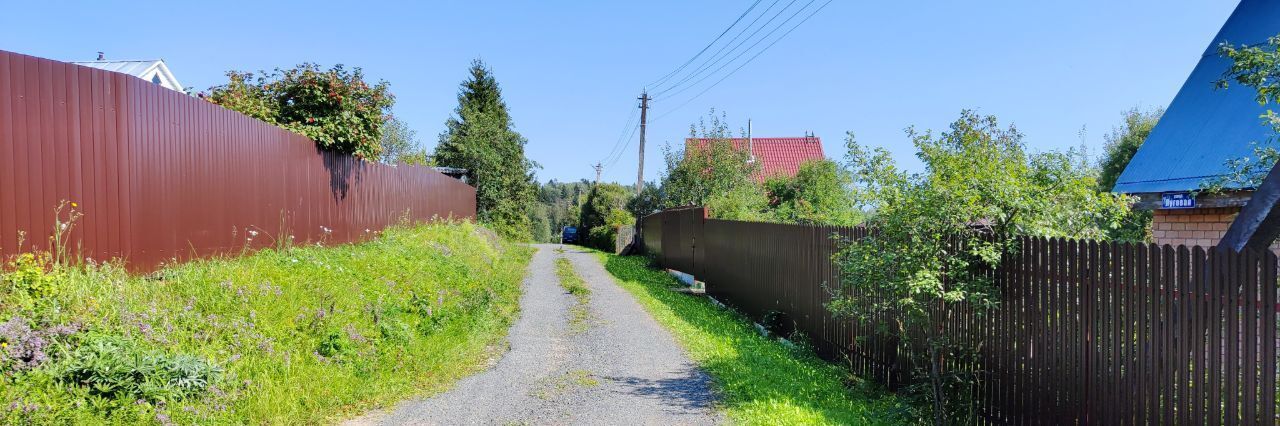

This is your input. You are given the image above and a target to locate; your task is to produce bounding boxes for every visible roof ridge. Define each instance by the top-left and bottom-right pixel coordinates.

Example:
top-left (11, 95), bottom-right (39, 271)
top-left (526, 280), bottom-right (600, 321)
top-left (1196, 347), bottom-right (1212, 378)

top-left (684, 136), bottom-right (823, 140)
top-left (70, 59), bottom-right (163, 63)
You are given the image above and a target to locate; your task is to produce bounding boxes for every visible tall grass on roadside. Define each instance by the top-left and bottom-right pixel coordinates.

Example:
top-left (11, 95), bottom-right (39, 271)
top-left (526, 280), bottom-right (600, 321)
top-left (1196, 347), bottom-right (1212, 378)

top-left (597, 253), bottom-right (906, 425)
top-left (0, 222), bottom-right (532, 425)
top-left (553, 257), bottom-right (591, 334)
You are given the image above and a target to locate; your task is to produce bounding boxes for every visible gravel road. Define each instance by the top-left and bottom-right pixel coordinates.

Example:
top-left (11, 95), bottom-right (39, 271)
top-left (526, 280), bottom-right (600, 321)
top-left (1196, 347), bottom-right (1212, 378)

top-left (346, 244), bottom-right (721, 425)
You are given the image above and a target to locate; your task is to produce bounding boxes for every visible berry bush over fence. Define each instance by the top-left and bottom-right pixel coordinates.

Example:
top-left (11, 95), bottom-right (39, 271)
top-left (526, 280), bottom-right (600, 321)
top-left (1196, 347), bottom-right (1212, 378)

top-left (0, 50), bottom-right (475, 271)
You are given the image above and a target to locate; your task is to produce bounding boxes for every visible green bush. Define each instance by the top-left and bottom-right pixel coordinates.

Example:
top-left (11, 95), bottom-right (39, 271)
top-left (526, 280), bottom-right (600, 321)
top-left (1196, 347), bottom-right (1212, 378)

top-left (764, 159), bottom-right (861, 226)
top-left (587, 225), bottom-right (618, 252)
top-left (3, 253), bottom-right (62, 312)
top-left (580, 185), bottom-right (633, 229)
top-left (56, 333), bottom-right (220, 403)
top-left (659, 110), bottom-right (761, 214)
top-left (579, 183), bottom-right (634, 250)
top-left (315, 330), bottom-right (351, 358)
top-left (204, 64), bottom-right (394, 160)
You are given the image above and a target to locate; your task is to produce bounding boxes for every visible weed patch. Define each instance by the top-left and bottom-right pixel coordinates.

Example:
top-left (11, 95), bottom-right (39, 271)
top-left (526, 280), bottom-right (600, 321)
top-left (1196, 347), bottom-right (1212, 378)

top-left (529, 369), bottom-right (600, 400)
top-left (553, 257), bottom-right (591, 334)
top-left (56, 333), bottom-right (221, 404)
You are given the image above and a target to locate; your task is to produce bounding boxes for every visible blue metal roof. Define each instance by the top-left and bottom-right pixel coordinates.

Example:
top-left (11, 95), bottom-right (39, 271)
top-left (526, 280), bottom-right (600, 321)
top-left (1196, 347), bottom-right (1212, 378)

top-left (1113, 0), bottom-right (1280, 194)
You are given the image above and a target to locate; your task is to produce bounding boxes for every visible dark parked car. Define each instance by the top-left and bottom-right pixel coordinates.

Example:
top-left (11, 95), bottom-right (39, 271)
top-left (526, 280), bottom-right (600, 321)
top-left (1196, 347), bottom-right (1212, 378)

top-left (561, 226), bottom-right (579, 244)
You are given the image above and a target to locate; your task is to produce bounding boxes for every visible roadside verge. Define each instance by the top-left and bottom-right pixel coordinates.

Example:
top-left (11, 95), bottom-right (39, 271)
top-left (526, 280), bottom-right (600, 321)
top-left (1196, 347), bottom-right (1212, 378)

top-left (596, 252), bottom-right (904, 425)
top-left (0, 222), bottom-right (532, 425)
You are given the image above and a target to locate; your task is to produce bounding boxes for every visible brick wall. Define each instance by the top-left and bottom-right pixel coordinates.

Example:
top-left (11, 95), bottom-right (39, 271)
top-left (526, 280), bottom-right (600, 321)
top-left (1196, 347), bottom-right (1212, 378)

top-left (1151, 207), bottom-right (1239, 248)
top-left (1151, 206), bottom-right (1280, 252)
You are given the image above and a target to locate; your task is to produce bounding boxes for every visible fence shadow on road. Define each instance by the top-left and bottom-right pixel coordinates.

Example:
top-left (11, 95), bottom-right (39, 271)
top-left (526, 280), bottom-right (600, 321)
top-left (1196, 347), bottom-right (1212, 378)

top-left (604, 369), bottom-right (718, 412)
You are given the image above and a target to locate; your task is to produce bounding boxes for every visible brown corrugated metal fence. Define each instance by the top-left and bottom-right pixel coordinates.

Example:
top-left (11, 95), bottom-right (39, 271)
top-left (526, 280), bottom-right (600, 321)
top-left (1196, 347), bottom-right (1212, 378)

top-left (639, 209), bottom-right (1279, 425)
top-left (640, 206), bottom-right (703, 274)
top-left (0, 50), bottom-right (476, 272)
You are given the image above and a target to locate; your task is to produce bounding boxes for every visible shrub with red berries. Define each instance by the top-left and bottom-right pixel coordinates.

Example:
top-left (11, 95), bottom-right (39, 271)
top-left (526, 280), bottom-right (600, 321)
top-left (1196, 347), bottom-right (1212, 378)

top-left (205, 64), bottom-right (394, 160)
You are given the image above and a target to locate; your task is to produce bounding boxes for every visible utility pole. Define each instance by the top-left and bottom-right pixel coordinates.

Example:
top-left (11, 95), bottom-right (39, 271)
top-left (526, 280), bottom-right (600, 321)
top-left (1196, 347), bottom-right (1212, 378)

top-left (636, 91), bottom-right (650, 193)
top-left (593, 163), bottom-right (603, 185)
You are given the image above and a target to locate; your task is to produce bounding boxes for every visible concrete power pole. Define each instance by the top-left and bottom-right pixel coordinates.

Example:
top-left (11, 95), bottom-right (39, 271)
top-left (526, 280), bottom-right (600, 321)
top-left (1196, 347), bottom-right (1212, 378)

top-left (636, 92), bottom-right (650, 193)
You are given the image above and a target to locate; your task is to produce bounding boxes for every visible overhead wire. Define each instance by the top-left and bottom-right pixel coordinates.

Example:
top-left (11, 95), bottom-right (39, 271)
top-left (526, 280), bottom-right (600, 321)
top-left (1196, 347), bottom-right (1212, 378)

top-left (644, 0), bottom-right (766, 91)
top-left (605, 0), bottom-right (774, 177)
top-left (653, 0), bottom-right (814, 101)
top-left (604, 0), bottom-right (831, 178)
top-left (650, 0), bottom-right (796, 98)
top-left (651, 0), bottom-right (833, 123)
top-left (605, 119), bottom-right (641, 170)
top-left (598, 104), bottom-right (639, 165)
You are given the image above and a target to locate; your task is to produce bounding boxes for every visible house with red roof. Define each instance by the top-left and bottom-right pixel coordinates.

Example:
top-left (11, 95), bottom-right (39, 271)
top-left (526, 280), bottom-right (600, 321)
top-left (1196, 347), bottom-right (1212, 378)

top-left (685, 134), bottom-right (825, 182)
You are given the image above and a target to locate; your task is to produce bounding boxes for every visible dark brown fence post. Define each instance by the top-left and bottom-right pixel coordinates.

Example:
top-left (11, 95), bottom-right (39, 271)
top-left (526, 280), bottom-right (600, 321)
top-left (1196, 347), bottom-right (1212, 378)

top-left (1261, 250), bottom-right (1277, 424)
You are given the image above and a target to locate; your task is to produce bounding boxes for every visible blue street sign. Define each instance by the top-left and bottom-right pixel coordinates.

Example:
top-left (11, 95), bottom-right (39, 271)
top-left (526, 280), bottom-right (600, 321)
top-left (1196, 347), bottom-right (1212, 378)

top-left (1161, 192), bottom-right (1196, 209)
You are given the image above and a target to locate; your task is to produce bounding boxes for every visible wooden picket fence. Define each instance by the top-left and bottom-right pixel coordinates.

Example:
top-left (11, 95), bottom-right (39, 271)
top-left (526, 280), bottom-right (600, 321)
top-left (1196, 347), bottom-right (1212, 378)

top-left (640, 207), bottom-right (1279, 424)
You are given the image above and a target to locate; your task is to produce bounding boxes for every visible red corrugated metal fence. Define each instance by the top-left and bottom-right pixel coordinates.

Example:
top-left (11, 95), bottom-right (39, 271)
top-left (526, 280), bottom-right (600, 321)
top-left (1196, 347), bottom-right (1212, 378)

top-left (0, 50), bottom-right (476, 271)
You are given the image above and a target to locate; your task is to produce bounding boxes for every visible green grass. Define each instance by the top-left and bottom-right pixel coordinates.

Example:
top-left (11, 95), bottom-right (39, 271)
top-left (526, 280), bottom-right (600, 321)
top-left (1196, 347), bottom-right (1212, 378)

top-left (0, 222), bottom-right (532, 425)
top-left (553, 257), bottom-right (591, 299)
top-left (597, 253), bottom-right (905, 425)
top-left (528, 369), bottom-right (600, 400)
top-left (553, 257), bottom-right (591, 334)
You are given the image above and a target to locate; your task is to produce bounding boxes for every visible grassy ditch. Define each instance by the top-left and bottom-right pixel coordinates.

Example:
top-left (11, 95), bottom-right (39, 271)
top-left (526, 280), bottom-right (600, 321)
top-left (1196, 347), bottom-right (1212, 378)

top-left (0, 222), bottom-right (532, 425)
top-left (553, 257), bottom-right (591, 334)
top-left (597, 253), bottom-right (904, 425)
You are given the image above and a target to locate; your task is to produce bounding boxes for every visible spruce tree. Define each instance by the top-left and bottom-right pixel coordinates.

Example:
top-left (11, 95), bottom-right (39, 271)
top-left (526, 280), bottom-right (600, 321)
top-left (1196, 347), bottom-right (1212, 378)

top-left (434, 60), bottom-right (538, 240)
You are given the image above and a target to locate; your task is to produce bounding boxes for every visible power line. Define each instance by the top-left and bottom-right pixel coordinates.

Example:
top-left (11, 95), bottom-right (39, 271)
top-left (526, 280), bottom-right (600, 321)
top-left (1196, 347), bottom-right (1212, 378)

top-left (649, 0), bottom-right (786, 97)
top-left (611, 1), bottom-right (783, 187)
top-left (651, 0), bottom-right (792, 98)
top-left (616, 0), bottom-right (829, 184)
top-left (651, 0), bottom-right (796, 98)
top-left (611, 1), bottom-right (771, 181)
top-left (604, 125), bottom-right (636, 169)
top-left (605, 116), bottom-right (641, 169)
top-left (602, 102), bottom-right (642, 168)
top-left (599, 104), bottom-right (639, 164)
top-left (651, 0), bottom-right (833, 123)
top-left (645, 0), bottom-right (765, 91)
top-left (654, 0), bottom-right (815, 101)
top-left (654, 0), bottom-right (813, 101)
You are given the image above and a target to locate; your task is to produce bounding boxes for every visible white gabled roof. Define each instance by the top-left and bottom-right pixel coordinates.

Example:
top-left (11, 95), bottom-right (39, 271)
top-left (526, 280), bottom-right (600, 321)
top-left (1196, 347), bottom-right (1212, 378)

top-left (69, 59), bottom-right (184, 92)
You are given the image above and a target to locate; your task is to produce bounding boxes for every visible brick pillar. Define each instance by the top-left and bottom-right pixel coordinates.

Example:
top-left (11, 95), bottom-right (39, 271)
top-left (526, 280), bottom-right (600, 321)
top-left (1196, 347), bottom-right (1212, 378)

top-left (1151, 206), bottom-right (1280, 253)
top-left (1150, 207), bottom-right (1239, 248)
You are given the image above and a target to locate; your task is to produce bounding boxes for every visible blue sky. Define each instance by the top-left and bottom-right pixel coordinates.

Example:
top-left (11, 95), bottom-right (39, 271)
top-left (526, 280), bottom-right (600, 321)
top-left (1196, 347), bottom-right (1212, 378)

top-left (0, 1), bottom-right (1237, 184)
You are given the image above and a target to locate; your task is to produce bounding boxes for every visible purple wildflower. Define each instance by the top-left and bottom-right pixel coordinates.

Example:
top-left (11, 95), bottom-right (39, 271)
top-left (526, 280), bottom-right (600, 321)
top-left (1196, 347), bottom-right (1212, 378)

top-left (0, 316), bottom-right (79, 372)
